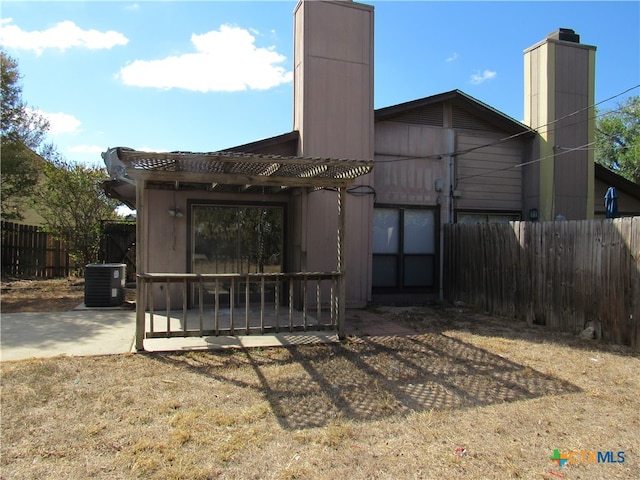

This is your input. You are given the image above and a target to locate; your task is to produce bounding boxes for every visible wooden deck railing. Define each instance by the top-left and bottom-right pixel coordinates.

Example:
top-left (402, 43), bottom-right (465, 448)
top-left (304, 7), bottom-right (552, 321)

top-left (135, 272), bottom-right (343, 349)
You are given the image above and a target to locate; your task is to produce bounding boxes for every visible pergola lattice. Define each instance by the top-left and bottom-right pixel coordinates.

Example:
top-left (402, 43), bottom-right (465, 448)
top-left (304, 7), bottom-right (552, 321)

top-left (103, 147), bottom-right (373, 346)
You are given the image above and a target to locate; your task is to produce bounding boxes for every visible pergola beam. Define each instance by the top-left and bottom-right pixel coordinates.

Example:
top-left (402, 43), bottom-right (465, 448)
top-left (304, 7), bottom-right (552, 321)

top-left (126, 168), bottom-right (359, 189)
top-left (135, 178), bottom-right (146, 351)
top-left (109, 147), bottom-right (373, 191)
top-left (118, 148), bottom-right (372, 168)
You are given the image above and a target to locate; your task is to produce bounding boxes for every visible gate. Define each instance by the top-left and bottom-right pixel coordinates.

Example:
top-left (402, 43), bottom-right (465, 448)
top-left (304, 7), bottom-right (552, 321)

top-left (100, 221), bottom-right (136, 283)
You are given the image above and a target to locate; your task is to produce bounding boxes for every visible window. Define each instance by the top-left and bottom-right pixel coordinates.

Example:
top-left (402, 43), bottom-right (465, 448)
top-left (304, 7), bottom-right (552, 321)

top-left (457, 212), bottom-right (520, 223)
top-left (192, 205), bottom-right (284, 275)
top-left (372, 207), bottom-right (437, 290)
top-left (190, 204), bottom-right (284, 306)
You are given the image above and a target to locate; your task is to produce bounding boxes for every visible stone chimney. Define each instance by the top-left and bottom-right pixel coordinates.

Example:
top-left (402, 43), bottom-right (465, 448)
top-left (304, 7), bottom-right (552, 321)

top-left (523, 28), bottom-right (597, 220)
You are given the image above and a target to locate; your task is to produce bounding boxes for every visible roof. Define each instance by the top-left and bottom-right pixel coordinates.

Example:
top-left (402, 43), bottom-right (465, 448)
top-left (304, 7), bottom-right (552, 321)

top-left (103, 147), bottom-right (373, 191)
top-left (224, 131), bottom-right (300, 156)
top-left (595, 163), bottom-right (640, 199)
top-left (375, 89), bottom-right (535, 136)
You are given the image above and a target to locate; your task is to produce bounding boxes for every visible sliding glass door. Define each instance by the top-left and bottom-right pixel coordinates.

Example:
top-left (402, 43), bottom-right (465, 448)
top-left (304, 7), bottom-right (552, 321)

top-left (191, 204), bottom-right (284, 305)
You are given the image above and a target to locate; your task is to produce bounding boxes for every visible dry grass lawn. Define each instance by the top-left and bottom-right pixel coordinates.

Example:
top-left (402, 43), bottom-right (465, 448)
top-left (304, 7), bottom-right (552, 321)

top-left (1, 280), bottom-right (639, 479)
top-left (1, 278), bottom-right (86, 313)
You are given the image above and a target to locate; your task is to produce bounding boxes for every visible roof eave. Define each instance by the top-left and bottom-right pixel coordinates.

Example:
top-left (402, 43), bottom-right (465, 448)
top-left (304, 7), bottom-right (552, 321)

top-left (375, 89), bottom-right (535, 136)
top-left (595, 163), bottom-right (640, 198)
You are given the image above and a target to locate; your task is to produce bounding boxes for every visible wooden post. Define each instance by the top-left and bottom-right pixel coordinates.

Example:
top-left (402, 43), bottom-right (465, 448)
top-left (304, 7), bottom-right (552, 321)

top-left (135, 179), bottom-right (145, 351)
top-left (289, 280), bottom-right (294, 332)
top-left (316, 279), bottom-right (321, 328)
top-left (214, 278), bottom-right (220, 335)
top-left (260, 276), bottom-right (265, 334)
top-left (337, 187), bottom-right (346, 339)
top-left (275, 277), bottom-right (280, 333)
top-left (198, 276), bottom-right (204, 335)
top-left (182, 278), bottom-right (188, 332)
top-left (165, 278), bottom-right (171, 337)
top-left (245, 275), bottom-right (250, 335)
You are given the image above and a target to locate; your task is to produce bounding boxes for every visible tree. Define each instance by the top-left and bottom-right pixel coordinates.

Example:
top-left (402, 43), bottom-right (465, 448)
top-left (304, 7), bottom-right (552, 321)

top-left (34, 151), bottom-right (121, 270)
top-left (1, 50), bottom-right (50, 220)
top-left (595, 95), bottom-right (640, 184)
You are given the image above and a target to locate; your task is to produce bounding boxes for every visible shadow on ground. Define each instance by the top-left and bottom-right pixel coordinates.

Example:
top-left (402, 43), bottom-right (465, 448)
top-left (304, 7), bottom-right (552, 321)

top-left (387, 304), bottom-right (640, 358)
top-left (152, 330), bottom-right (581, 431)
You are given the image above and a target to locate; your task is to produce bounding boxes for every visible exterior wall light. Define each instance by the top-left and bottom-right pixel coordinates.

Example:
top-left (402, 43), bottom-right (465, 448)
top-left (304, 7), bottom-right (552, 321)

top-left (168, 208), bottom-right (184, 218)
top-left (528, 208), bottom-right (539, 221)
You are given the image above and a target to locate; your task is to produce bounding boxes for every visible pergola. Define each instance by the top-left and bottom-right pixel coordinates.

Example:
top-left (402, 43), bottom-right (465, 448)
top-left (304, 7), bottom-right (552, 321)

top-left (103, 147), bottom-right (374, 348)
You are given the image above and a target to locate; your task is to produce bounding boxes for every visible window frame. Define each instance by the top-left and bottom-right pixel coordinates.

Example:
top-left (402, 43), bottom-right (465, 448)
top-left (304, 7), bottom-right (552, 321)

top-left (455, 210), bottom-right (521, 224)
top-left (187, 200), bottom-right (288, 275)
top-left (372, 204), bottom-right (439, 294)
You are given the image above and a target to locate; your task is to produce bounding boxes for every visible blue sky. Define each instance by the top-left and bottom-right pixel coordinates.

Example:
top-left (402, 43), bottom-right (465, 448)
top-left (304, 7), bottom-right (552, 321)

top-left (2, 1), bottom-right (639, 167)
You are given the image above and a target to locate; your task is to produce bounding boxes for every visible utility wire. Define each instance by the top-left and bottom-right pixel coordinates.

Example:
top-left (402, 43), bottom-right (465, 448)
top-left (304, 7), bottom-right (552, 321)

top-left (374, 84), bottom-right (639, 164)
top-left (457, 141), bottom-right (640, 182)
top-left (455, 142), bottom-right (597, 182)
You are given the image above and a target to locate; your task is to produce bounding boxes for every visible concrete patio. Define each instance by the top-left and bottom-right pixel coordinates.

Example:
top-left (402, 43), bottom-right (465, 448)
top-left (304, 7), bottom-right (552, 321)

top-left (0, 305), bottom-right (414, 362)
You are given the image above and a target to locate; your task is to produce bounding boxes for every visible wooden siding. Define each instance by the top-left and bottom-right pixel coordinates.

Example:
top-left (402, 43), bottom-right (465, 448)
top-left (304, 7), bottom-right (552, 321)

top-left (294, 0), bottom-right (374, 160)
top-left (293, 0), bottom-right (374, 307)
top-left (299, 186), bottom-right (372, 308)
top-left (452, 105), bottom-right (498, 131)
top-left (524, 37), bottom-right (596, 220)
top-left (551, 42), bottom-right (594, 220)
top-left (374, 122), bottom-right (448, 206)
top-left (455, 131), bottom-right (523, 211)
top-left (383, 104), bottom-right (444, 127)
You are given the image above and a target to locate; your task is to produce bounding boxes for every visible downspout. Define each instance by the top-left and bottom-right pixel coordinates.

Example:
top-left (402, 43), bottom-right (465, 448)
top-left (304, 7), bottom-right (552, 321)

top-left (440, 129), bottom-right (456, 302)
top-left (448, 130), bottom-right (456, 224)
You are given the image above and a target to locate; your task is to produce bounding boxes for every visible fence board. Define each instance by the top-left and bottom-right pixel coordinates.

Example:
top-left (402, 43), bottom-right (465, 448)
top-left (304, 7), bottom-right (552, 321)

top-left (444, 217), bottom-right (640, 352)
top-left (1, 221), bottom-right (72, 278)
top-left (100, 221), bottom-right (136, 282)
top-left (630, 217), bottom-right (640, 350)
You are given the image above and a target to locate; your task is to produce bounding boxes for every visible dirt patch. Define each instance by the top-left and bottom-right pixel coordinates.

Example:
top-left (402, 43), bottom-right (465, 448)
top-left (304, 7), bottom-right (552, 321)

top-left (1, 278), bottom-right (85, 313)
top-left (1, 277), bottom-right (135, 313)
top-left (1, 282), bottom-right (639, 479)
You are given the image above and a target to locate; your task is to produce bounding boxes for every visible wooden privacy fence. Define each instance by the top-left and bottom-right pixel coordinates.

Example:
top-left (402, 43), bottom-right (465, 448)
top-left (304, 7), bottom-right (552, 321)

top-left (444, 217), bottom-right (640, 351)
top-left (1, 221), bottom-right (72, 278)
top-left (100, 221), bottom-right (136, 283)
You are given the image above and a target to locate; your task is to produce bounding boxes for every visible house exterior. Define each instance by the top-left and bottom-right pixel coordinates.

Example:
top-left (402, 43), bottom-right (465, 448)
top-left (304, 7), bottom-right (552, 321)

top-left (103, 0), bottom-right (640, 333)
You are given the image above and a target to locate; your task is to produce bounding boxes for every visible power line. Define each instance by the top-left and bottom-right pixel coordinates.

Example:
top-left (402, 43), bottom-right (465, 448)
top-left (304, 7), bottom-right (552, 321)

top-left (374, 84), bottom-right (639, 165)
top-left (458, 141), bottom-right (639, 182)
top-left (456, 94), bottom-right (638, 181)
top-left (534, 84), bottom-right (639, 136)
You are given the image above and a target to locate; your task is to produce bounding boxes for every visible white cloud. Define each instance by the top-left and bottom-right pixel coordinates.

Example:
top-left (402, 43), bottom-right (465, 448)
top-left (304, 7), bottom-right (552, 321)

top-left (0, 18), bottom-right (128, 55)
top-left (35, 110), bottom-right (82, 135)
top-left (124, 4), bottom-right (140, 12)
top-left (68, 144), bottom-right (104, 154)
top-left (446, 52), bottom-right (458, 63)
top-left (117, 24), bottom-right (292, 92)
top-left (470, 69), bottom-right (497, 85)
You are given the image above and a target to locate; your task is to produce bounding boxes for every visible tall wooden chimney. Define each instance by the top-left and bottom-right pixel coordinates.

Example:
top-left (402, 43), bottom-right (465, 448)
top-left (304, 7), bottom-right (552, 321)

top-left (292, 0), bottom-right (375, 306)
top-left (523, 28), bottom-right (597, 220)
